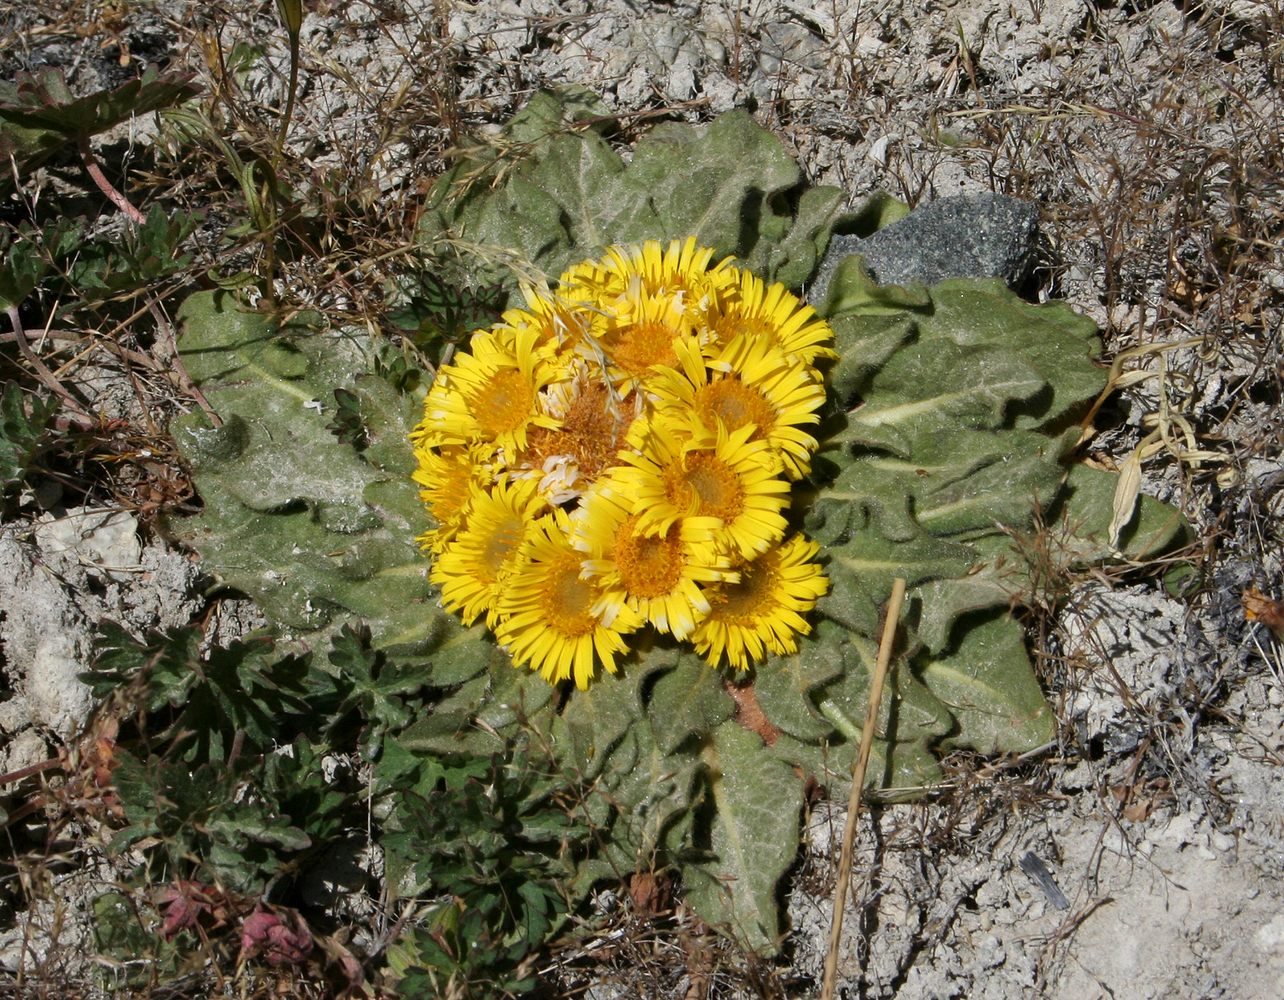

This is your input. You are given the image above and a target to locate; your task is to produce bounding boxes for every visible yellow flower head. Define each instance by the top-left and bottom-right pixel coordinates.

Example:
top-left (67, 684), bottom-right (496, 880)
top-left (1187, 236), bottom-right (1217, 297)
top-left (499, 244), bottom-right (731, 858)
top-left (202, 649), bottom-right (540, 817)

top-left (495, 510), bottom-right (642, 690)
top-left (519, 364), bottom-right (641, 503)
top-left (593, 288), bottom-right (696, 386)
top-left (506, 282), bottom-right (604, 353)
top-left (429, 475), bottom-right (547, 627)
top-left (420, 324), bottom-right (565, 455)
top-left (712, 269), bottom-right (837, 368)
top-left (618, 421), bottom-right (790, 560)
top-left (562, 236), bottom-right (738, 314)
top-left (693, 534), bottom-right (829, 670)
top-left (574, 477), bottom-right (733, 640)
top-left (647, 335), bottom-right (826, 480)
top-left (412, 442), bottom-right (496, 553)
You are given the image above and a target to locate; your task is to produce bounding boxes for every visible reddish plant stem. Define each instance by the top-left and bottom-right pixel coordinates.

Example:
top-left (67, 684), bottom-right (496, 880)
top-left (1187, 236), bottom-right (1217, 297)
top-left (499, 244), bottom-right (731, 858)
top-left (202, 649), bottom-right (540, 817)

top-left (77, 131), bottom-right (146, 225)
top-left (0, 756), bottom-right (61, 788)
top-left (6, 306), bottom-right (92, 420)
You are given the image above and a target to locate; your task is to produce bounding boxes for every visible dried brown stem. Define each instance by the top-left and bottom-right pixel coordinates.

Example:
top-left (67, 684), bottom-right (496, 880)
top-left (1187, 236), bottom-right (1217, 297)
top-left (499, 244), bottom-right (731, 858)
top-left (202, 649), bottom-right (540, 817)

top-left (147, 297), bottom-right (222, 427)
top-left (821, 577), bottom-right (907, 1000)
top-left (6, 305), bottom-right (93, 420)
top-left (0, 756), bottom-right (61, 788)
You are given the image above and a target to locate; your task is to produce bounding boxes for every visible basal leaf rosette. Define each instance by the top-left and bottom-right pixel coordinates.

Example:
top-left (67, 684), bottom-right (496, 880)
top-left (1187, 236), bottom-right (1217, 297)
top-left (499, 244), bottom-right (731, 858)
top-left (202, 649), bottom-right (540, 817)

top-left (410, 238), bottom-right (831, 689)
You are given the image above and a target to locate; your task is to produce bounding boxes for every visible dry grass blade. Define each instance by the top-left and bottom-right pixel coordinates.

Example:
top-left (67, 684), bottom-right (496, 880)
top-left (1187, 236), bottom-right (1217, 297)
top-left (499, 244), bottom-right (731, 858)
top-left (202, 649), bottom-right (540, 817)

top-left (821, 576), bottom-right (906, 1000)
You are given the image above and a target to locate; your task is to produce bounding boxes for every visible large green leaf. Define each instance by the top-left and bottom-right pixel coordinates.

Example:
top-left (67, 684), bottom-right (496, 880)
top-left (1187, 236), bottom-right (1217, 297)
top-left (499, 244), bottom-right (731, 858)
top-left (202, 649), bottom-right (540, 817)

top-left (1052, 462), bottom-right (1193, 563)
top-left (415, 90), bottom-right (843, 294)
top-left (924, 280), bottom-right (1105, 431)
top-left (554, 659), bottom-right (651, 780)
top-left (594, 722), bottom-right (703, 874)
top-left (170, 291), bottom-right (496, 686)
top-left (647, 654), bottom-right (735, 755)
top-left (789, 265), bottom-right (1124, 765)
top-left (918, 612), bottom-right (1055, 753)
top-left (683, 722), bottom-right (803, 955)
top-left (752, 623), bottom-right (847, 742)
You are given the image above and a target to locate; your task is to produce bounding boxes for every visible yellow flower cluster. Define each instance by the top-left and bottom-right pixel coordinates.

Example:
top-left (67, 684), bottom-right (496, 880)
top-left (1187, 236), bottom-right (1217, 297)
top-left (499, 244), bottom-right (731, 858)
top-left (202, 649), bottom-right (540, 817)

top-left (410, 238), bottom-right (831, 689)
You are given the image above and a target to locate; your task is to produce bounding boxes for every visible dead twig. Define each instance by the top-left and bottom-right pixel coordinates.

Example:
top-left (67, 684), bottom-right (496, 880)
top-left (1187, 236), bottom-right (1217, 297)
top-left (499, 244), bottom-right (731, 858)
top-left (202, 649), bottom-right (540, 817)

top-left (821, 576), bottom-right (906, 1000)
top-left (6, 305), bottom-right (94, 423)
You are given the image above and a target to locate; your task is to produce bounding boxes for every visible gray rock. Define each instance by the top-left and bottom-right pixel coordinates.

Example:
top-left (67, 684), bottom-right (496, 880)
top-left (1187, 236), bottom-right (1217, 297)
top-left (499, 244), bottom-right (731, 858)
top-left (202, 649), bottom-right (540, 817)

top-left (809, 193), bottom-right (1040, 304)
top-left (0, 509), bottom-right (203, 741)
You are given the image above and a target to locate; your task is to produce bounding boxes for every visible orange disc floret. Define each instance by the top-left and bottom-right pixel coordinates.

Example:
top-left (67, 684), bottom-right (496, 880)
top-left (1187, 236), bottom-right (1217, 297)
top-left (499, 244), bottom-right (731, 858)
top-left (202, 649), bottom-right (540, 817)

top-left (573, 476), bottom-right (733, 641)
top-left (617, 421), bottom-right (790, 560)
top-left (521, 374), bottom-right (640, 502)
top-left (593, 288), bottom-right (696, 386)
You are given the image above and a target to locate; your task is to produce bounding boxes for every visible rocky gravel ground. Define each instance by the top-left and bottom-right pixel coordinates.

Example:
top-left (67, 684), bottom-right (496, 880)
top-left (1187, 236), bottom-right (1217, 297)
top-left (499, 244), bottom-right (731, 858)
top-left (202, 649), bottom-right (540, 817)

top-left (1, 1), bottom-right (1282, 997)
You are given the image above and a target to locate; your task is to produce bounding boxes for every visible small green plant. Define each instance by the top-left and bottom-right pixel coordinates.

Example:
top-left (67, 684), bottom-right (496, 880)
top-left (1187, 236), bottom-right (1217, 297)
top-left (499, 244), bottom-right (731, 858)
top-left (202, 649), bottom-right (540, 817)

top-left (0, 382), bottom-right (56, 496)
top-left (82, 618), bottom-right (591, 994)
top-left (378, 745), bottom-right (582, 995)
top-left (388, 268), bottom-right (508, 360)
top-left (165, 90), bottom-right (1190, 957)
top-left (0, 65), bottom-right (199, 219)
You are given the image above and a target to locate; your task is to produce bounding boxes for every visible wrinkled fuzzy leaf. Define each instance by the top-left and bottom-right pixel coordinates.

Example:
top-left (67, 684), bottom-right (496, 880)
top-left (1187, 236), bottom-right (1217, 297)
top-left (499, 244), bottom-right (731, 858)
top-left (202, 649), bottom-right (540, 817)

top-left (819, 254), bottom-right (931, 318)
top-left (170, 290), bottom-right (493, 685)
top-left (770, 730), bottom-right (943, 801)
top-left (835, 189), bottom-right (912, 238)
top-left (817, 426), bottom-right (1071, 546)
top-left (756, 183), bottom-right (846, 289)
top-left (622, 109), bottom-right (802, 258)
top-left (910, 428), bottom-right (1076, 537)
top-left (524, 130), bottom-right (654, 258)
top-left (912, 565), bottom-right (1024, 654)
top-left (597, 723), bottom-right (701, 872)
top-left (418, 92), bottom-right (842, 293)
top-left (826, 277), bottom-right (1102, 441)
top-left (820, 530), bottom-right (979, 627)
top-left (1054, 462), bottom-right (1192, 564)
top-left (825, 312), bottom-right (918, 410)
top-left (474, 660), bottom-right (559, 735)
top-left (647, 655), bottom-right (735, 755)
top-left (502, 85), bottom-right (611, 147)
top-left (853, 340), bottom-right (1046, 437)
top-left (554, 658), bottom-right (651, 780)
top-left (919, 611), bottom-right (1055, 754)
top-left (753, 621), bottom-right (847, 742)
top-left (814, 635), bottom-right (954, 758)
top-left (925, 280), bottom-right (1104, 431)
top-left (683, 722), bottom-right (803, 955)
top-left (392, 674), bottom-right (496, 758)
